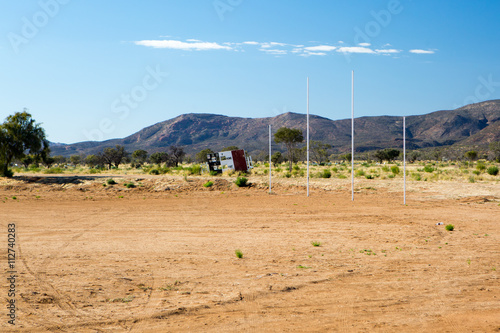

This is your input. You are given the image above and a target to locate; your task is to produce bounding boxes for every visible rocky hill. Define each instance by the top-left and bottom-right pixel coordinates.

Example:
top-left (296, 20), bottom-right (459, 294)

top-left (51, 100), bottom-right (500, 157)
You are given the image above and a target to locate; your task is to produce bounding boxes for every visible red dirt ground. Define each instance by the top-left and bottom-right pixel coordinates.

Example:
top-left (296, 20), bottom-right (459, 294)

top-left (1, 175), bottom-right (499, 332)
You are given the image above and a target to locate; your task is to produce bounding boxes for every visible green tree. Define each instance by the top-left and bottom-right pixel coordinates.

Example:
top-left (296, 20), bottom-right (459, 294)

top-left (169, 145), bottom-right (185, 167)
top-left (150, 152), bottom-right (169, 166)
top-left (374, 149), bottom-right (400, 163)
top-left (85, 154), bottom-right (100, 168)
top-left (310, 141), bottom-right (331, 165)
top-left (131, 149), bottom-right (149, 166)
top-left (52, 155), bottom-right (67, 165)
top-left (340, 153), bottom-right (352, 162)
top-left (274, 127), bottom-right (304, 172)
top-left (21, 155), bottom-right (34, 168)
top-left (271, 151), bottom-right (284, 167)
top-left (100, 145), bottom-right (128, 169)
top-left (489, 141), bottom-right (500, 162)
top-left (0, 110), bottom-right (47, 177)
top-left (70, 155), bottom-right (82, 166)
top-left (407, 150), bottom-right (420, 163)
top-left (464, 150), bottom-right (478, 162)
top-left (195, 149), bottom-right (214, 163)
top-left (221, 146), bottom-right (239, 151)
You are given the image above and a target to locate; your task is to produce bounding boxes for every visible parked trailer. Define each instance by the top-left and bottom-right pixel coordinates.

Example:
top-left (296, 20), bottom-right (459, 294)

top-left (206, 149), bottom-right (253, 174)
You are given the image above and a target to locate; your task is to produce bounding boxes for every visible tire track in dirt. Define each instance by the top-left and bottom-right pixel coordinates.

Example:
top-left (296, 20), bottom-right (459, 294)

top-left (127, 270), bottom-right (157, 332)
top-left (16, 209), bottom-right (106, 324)
top-left (18, 241), bottom-right (79, 322)
top-left (23, 274), bottom-right (340, 332)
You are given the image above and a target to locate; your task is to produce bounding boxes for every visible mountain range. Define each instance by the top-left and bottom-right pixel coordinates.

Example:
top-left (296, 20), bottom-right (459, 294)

top-left (50, 100), bottom-right (500, 157)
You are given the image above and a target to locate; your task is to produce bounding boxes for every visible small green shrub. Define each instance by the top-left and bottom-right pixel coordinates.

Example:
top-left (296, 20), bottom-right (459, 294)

top-left (445, 224), bottom-right (454, 231)
top-left (124, 182), bottom-right (135, 188)
top-left (476, 163), bottom-right (486, 171)
top-left (107, 179), bottom-right (117, 185)
top-left (472, 170), bottom-right (480, 175)
top-left (44, 167), bottom-right (63, 174)
top-left (149, 169), bottom-right (160, 175)
top-left (234, 177), bottom-right (248, 187)
top-left (284, 172), bottom-right (291, 178)
top-left (487, 166), bottom-right (499, 176)
top-left (382, 166), bottom-right (390, 172)
top-left (89, 168), bottom-right (101, 174)
top-left (365, 174), bottom-right (374, 179)
top-left (355, 170), bottom-right (365, 177)
top-left (188, 165), bottom-right (202, 175)
top-left (391, 166), bottom-right (400, 175)
top-left (424, 165), bottom-right (434, 173)
top-left (203, 181), bottom-right (214, 187)
top-left (235, 249), bottom-right (243, 258)
top-left (321, 169), bottom-right (332, 178)
top-left (337, 174), bottom-right (347, 179)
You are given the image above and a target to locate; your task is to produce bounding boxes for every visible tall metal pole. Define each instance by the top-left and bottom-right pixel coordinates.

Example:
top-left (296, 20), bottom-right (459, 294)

top-left (307, 77), bottom-right (310, 197)
top-left (403, 116), bottom-right (406, 205)
top-left (351, 71), bottom-right (354, 201)
top-left (269, 124), bottom-right (272, 194)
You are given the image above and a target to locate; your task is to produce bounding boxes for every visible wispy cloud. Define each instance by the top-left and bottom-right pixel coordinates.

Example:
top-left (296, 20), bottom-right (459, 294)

top-left (409, 49), bottom-right (435, 54)
top-left (337, 46), bottom-right (375, 54)
top-left (134, 38), bottom-right (436, 58)
top-left (375, 49), bottom-right (401, 54)
top-left (304, 45), bottom-right (336, 52)
top-left (134, 39), bottom-right (232, 51)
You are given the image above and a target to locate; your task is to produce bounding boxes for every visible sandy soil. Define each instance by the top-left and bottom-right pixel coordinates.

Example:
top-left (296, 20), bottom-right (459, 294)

top-left (1, 174), bottom-right (499, 332)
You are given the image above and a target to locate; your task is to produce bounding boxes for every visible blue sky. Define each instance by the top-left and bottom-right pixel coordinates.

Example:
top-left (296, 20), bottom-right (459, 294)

top-left (1, 0), bottom-right (499, 143)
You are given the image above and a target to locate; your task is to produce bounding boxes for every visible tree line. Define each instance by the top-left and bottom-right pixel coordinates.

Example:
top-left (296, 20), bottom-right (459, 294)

top-left (1, 112), bottom-right (499, 177)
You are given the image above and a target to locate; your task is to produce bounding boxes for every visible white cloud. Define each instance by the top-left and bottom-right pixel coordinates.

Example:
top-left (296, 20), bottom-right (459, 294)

top-left (134, 38), bottom-right (436, 59)
top-left (260, 48), bottom-right (287, 55)
top-left (304, 45), bottom-right (336, 52)
top-left (301, 51), bottom-right (327, 57)
top-left (134, 40), bottom-right (232, 51)
top-left (337, 46), bottom-right (375, 54)
top-left (409, 49), bottom-right (435, 54)
top-left (375, 49), bottom-right (401, 54)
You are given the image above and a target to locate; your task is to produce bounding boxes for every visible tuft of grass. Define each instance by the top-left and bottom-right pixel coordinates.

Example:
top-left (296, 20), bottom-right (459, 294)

top-left (235, 249), bottom-right (243, 258)
top-left (311, 241), bottom-right (321, 247)
top-left (234, 177), bottom-right (248, 187)
top-left (107, 179), bottom-right (117, 185)
top-left (297, 265), bottom-right (311, 269)
top-left (203, 180), bottom-right (214, 187)
top-left (424, 165), bottom-right (435, 173)
top-left (391, 166), bottom-right (400, 175)
top-left (445, 224), bottom-right (454, 231)
top-left (44, 167), bottom-right (64, 174)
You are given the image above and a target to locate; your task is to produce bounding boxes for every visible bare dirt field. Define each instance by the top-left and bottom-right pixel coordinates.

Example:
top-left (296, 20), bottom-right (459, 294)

top-left (1, 174), bottom-right (499, 332)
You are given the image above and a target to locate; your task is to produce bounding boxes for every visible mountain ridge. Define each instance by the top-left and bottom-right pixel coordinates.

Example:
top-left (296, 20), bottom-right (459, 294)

top-left (50, 100), bottom-right (500, 157)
